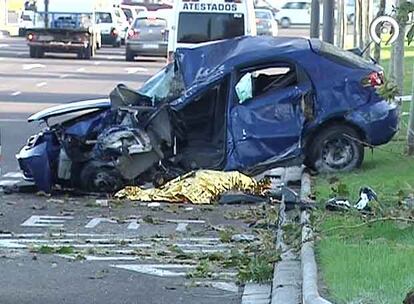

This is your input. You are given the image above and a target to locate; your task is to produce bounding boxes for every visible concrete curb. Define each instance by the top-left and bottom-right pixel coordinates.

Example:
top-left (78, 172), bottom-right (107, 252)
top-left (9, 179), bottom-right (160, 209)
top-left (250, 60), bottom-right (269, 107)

top-left (300, 172), bottom-right (333, 304)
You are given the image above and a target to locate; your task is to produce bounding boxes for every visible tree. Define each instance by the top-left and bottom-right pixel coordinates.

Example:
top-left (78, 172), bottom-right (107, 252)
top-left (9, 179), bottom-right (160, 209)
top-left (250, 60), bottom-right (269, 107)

top-left (395, 1), bottom-right (414, 154)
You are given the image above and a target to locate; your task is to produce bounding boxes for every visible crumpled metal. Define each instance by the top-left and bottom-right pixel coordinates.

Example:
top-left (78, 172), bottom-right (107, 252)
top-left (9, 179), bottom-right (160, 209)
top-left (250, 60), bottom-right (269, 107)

top-left (115, 170), bottom-right (260, 204)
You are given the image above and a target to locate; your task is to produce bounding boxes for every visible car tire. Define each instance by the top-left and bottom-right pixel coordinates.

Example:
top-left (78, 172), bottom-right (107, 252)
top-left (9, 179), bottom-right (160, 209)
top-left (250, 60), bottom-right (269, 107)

top-left (29, 46), bottom-right (37, 58)
top-left (84, 46), bottom-right (92, 60)
top-left (305, 124), bottom-right (364, 173)
top-left (126, 50), bottom-right (134, 61)
top-left (30, 46), bottom-right (44, 58)
top-left (280, 18), bottom-right (291, 28)
top-left (80, 162), bottom-right (124, 193)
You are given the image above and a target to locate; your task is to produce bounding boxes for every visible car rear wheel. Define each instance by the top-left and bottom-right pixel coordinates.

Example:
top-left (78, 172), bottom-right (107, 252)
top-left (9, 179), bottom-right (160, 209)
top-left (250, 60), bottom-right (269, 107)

top-left (306, 125), bottom-right (364, 173)
top-left (80, 162), bottom-right (124, 193)
top-left (280, 18), bottom-right (291, 28)
top-left (29, 46), bottom-right (44, 58)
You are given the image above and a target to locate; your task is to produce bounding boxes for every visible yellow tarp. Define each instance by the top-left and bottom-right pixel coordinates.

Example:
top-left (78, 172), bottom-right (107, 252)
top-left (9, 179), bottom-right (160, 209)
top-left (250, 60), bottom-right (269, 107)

top-left (115, 170), bottom-right (260, 204)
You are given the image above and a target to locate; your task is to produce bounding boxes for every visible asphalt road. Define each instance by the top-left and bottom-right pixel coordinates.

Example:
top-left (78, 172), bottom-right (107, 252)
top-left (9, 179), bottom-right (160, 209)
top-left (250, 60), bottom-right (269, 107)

top-left (0, 32), bottom-right (306, 304)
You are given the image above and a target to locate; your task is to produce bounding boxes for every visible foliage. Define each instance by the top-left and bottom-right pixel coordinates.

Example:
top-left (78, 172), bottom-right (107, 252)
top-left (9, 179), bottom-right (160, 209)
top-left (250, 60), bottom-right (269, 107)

top-left (377, 79), bottom-right (400, 101)
top-left (396, 1), bottom-right (414, 45)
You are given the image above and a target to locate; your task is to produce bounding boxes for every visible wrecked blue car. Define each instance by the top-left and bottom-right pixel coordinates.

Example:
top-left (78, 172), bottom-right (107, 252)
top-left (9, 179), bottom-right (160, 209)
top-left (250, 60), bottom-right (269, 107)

top-left (17, 36), bottom-right (399, 193)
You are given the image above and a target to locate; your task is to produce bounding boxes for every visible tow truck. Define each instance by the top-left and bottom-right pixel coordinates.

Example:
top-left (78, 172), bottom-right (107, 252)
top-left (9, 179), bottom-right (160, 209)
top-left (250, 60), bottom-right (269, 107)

top-left (25, 1), bottom-right (101, 59)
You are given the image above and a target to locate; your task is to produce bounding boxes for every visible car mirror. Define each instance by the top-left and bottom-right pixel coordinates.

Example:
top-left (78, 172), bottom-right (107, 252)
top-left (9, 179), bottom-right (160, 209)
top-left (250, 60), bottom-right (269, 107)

top-left (235, 73), bottom-right (253, 104)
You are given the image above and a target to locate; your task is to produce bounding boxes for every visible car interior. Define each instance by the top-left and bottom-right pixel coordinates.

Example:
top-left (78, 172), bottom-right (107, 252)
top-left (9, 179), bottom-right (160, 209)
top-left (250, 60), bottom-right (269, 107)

top-left (174, 78), bottom-right (229, 170)
top-left (251, 65), bottom-right (298, 97)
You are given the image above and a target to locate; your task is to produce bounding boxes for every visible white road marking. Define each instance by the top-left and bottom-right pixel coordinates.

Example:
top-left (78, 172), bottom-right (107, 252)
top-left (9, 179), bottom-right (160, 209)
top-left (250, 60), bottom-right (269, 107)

top-left (85, 217), bottom-right (140, 230)
top-left (106, 56), bottom-right (114, 60)
top-left (0, 233), bottom-right (122, 238)
top-left (0, 44), bottom-right (10, 48)
top-left (176, 223), bottom-right (188, 232)
top-left (111, 264), bottom-right (196, 277)
top-left (76, 67), bottom-right (86, 72)
top-left (85, 218), bottom-right (117, 229)
top-left (10, 91), bottom-right (21, 96)
top-left (22, 63), bottom-right (45, 70)
top-left (126, 219), bottom-right (140, 230)
top-left (36, 82), bottom-right (48, 88)
top-left (125, 67), bottom-right (148, 74)
top-left (21, 215), bottom-right (74, 227)
top-left (59, 74), bottom-right (69, 79)
top-left (94, 61), bottom-right (101, 65)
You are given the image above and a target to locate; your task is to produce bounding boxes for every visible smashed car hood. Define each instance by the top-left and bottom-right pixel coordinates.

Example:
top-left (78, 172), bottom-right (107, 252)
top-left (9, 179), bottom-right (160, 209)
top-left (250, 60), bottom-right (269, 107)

top-left (28, 98), bottom-right (111, 122)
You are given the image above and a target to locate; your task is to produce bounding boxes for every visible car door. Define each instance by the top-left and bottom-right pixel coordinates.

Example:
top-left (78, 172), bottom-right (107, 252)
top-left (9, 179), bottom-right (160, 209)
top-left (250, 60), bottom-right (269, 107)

top-left (226, 64), bottom-right (312, 170)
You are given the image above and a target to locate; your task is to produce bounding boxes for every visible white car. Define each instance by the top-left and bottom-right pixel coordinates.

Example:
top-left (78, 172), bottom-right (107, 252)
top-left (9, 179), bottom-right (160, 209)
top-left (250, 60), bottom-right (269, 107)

top-left (255, 8), bottom-right (278, 36)
top-left (275, 0), bottom-right (312, 28)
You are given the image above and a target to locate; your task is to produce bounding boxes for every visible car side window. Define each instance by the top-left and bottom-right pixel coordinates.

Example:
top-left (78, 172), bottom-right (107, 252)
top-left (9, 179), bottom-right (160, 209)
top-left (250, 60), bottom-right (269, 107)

top-left (286, 2), bottom-right (301, 9)
top-left (235, 65), bottom-right (298, 104)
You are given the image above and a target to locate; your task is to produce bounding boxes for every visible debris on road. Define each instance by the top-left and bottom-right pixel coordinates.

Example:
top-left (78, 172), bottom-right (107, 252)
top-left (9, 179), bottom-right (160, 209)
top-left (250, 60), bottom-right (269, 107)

top-left (326, 186), bottom-right (378, 212)
top-left (115, 170), bottom-right (263, 204)
top-left (325, 197), bottom-right (351, 211)
top-left (354, 186), bottom-right (378, 211)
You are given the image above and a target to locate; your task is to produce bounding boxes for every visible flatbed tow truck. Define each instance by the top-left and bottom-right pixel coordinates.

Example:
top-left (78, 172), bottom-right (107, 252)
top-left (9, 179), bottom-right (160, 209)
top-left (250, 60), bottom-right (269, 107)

top-left (26, 9), bottom-right (101, 59)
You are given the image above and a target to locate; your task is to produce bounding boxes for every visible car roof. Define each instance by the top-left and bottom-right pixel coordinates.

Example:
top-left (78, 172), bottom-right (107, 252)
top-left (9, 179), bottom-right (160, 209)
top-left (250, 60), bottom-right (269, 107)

top-left (176, 36), bottom-right (312, 88)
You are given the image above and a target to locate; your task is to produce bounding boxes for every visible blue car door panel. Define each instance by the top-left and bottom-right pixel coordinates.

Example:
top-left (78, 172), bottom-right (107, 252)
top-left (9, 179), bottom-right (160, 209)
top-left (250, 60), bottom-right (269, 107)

top-left (226, 83), bottom-right (311, 170)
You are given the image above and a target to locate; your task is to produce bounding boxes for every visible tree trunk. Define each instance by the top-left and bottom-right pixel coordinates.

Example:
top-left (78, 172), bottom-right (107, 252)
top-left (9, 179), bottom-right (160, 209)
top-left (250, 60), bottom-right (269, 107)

top-left (393, 0), bottom-right (405, 95)
top-left (407, 63), bottom-right (414, 155)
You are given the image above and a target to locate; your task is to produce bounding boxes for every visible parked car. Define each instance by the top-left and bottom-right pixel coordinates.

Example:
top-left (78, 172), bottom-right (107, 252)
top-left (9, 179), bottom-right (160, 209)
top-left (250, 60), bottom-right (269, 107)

top-left (255, 8), bottom-right (278, 36)
top-left (275, 0), bottom-right (312, 28)
top-left (125, 16), bottom-right (168, 61)
top-left (275, 0), bottom-right (356, 27)
top-left (17, 36), bottom-right (398, 193)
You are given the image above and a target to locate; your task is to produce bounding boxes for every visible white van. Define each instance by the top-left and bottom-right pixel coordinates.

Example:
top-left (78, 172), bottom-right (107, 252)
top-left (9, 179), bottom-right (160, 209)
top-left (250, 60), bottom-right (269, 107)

top-left (167, 0), bottom-right (256, 60)
top-left (96, 6), bottom-right (129, 47)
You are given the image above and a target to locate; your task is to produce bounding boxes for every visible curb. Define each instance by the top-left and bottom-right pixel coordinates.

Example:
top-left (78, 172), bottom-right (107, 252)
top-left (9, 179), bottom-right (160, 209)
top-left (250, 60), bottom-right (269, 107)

top-left (300, 172), bottom-right (333, 304)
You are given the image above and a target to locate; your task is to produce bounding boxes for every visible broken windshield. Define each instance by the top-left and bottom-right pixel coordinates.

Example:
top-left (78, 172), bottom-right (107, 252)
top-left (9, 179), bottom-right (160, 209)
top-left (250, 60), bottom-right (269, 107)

top-left (138, 63), bottom-right (185, 106)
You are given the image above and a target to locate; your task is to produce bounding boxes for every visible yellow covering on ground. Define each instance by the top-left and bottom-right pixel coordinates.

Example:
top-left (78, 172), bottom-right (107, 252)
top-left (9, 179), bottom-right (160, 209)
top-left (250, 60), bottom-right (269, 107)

top-left (115, 170), bottom-right (258, 204)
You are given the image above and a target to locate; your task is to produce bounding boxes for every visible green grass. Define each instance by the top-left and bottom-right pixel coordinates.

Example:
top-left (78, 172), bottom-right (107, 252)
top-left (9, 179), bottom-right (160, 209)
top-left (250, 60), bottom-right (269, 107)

top-left (316, 212), bottom-right (414, 304)
top-left (380, 42), bottom-right (414, 95)
top-left (315, 62), bottom-right (414, 302)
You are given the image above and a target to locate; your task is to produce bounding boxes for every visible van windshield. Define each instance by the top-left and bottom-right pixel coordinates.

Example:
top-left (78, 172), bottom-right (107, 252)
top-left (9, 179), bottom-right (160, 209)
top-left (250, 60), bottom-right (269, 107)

top-left (138, 63), bottom-right (185, 104)
top-left (177, 12), bottom-right (245, 43)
